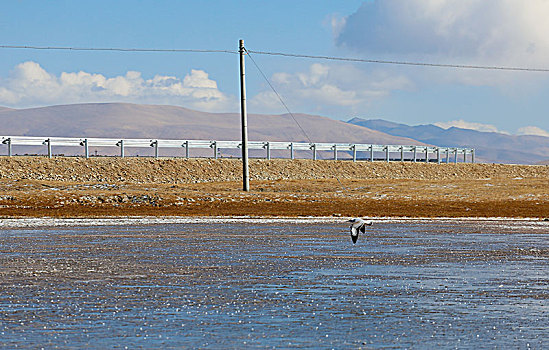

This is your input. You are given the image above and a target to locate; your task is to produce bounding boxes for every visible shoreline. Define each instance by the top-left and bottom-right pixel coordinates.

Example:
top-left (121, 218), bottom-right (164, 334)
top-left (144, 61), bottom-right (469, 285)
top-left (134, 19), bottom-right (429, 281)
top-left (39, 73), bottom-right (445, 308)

top-left (1, 215), bottom-right (548, 228)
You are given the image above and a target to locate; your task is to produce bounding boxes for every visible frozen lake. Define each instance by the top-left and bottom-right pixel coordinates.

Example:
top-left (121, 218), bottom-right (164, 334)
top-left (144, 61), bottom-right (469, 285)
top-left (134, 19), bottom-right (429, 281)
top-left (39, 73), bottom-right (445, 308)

top-left (0, 219), bottom-right (547, 348)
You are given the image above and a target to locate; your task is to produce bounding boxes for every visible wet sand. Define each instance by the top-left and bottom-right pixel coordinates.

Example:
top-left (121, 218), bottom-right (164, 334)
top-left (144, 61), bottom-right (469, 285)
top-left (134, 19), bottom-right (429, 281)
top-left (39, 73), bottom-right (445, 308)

top-left (1, 220), bottom-right (547, 348)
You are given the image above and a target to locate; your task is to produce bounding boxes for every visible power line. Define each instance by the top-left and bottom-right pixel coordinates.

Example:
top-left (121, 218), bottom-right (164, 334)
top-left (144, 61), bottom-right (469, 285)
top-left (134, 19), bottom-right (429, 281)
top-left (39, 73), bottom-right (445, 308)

top-left (247, 50), bottom-right (549, 73)
top-left (246, 48), bottom-right (347, 191)
top-left (3, 44), bottom-right (549, 72)
top-left (243, 41), bottom-right (345, 194)
top-left (245, 49), bottom-right (313, 144)
top-left (0, 45), bottom-right (237, 54)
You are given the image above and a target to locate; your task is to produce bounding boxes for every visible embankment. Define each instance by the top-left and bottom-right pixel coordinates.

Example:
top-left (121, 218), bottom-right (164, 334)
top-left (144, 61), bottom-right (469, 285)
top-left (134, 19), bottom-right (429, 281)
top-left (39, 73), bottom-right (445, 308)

top-left (1, 157), bottom-right (549, 183)
top-left (1, 157), bottom-right (548, 218)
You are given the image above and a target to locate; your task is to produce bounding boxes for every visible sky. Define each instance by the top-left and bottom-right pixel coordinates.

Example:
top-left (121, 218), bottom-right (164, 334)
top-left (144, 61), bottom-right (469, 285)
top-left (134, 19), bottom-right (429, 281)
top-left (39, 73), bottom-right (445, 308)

top-left (2, 0), bottom-right (549, 136)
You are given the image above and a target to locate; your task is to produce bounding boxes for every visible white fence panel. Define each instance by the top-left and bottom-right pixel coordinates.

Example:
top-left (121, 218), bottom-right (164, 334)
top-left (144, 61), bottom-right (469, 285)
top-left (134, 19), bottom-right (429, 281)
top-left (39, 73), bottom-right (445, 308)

top-left (0, 136), bottom-right (475, 163)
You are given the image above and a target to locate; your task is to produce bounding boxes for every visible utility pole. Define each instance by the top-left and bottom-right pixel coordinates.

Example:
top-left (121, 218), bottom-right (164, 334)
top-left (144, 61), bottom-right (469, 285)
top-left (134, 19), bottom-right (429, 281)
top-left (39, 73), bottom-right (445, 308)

top-left (239, 39), bottom-right (250, 191)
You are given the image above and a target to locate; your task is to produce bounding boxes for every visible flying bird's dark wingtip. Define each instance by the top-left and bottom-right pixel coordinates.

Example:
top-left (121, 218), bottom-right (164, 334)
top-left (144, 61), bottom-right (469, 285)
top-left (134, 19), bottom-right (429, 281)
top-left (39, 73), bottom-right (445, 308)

top-left (351, 235), bottom-right (358, 244)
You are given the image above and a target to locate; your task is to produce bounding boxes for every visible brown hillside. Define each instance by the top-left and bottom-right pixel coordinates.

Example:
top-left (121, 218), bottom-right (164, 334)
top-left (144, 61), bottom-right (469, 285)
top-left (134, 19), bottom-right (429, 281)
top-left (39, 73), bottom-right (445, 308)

top-left (0, 103), bottom-right (423, 145)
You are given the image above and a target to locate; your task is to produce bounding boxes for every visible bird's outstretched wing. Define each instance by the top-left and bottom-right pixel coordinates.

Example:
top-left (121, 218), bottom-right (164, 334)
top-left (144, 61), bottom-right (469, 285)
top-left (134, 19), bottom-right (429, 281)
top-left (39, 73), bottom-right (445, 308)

top-left (359, 224), bottom-right (366, 234)
top-left (350, 225), bottom-right (359, 244)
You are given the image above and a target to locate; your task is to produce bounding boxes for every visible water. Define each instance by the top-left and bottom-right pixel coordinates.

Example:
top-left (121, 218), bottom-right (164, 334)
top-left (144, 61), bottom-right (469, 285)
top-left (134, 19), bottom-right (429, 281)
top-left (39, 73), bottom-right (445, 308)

top-left (0, 220), bottom-right (547, 348)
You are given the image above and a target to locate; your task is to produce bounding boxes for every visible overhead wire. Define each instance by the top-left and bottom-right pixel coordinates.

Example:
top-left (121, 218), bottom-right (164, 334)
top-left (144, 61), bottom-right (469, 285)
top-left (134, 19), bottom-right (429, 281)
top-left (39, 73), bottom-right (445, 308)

top-left (2, 44), bottom-right (549, 72)
top-left (245, 48), bottom-right (349, 191)
top-left (245, 49), bottom-right (313, 144)
top-left (247, 50), bottom-right (549, 73)
top-left (0, 45), bottom-right (237, 54)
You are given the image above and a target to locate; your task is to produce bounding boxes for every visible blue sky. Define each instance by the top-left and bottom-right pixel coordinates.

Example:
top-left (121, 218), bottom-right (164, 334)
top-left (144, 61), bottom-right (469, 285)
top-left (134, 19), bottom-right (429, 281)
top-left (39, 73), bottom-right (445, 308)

top-left (2, 0), bottom-right (549, 136)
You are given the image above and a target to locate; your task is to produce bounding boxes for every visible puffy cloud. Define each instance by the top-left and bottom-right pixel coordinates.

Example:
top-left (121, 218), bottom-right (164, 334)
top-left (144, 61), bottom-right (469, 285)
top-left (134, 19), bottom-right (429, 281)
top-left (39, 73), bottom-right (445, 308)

top-left (0, 61), bottom-right (235, 111)
top-left (335, 1), bottom-right (549, 88)
top-left (517, 126), bottom-right (549, 137)
top-left (250, 63), bottom-right (412, 115)
top-left (434, 119), bottom-right (507, 133)
top-left (183, 69), bottom-right (218, 89)
top-left (435, 120), bottom-right (549, 136)
top-left (337, 1), bottom-right (549, 66)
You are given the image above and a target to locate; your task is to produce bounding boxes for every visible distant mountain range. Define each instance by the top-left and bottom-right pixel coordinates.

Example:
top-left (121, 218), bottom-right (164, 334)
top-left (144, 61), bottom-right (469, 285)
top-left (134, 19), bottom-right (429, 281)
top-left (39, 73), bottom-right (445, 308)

top-left (1, 103), bottom-right (547, 164)
top-left (348, 118), bottom-right (549, 165)
top-left (0, 103), bottom-right (422, 157)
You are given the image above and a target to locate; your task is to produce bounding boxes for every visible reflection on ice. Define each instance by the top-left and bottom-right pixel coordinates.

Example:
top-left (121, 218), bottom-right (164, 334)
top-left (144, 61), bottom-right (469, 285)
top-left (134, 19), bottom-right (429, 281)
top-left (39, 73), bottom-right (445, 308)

top-left (0, 220), bottom-right (547, 348)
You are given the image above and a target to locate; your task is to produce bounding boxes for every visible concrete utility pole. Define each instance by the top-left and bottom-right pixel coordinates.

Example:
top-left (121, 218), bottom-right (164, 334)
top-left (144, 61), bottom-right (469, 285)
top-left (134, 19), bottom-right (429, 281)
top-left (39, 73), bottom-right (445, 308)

top-left (239, 39), bottom-right (250, 191)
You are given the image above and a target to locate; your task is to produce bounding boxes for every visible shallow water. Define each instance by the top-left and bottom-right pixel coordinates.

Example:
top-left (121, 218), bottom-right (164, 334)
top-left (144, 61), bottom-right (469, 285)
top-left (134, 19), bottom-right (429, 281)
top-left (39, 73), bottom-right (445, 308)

top-left (0, 220), bottom-right (548, 348)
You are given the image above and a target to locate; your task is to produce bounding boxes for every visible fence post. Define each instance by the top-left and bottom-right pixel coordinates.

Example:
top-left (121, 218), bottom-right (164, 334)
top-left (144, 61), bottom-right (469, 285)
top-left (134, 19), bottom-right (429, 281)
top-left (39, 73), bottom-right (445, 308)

top-left (154, 140), bottom-right (159, 159)
top-left (333, 144), bottom-right (337, 160)
top-left (7, 138), bottom-right (12, 157)
top-left (413, 146), bottom-right (417, 162)
top-left (454, 149), bottom-right (458, 163)
top-left (84, 139), bottom-right (89, 159)
top-left (46, 139), bottom-right (52, 158)
top-left (290, 142), bottom-right (294, 160)
top-left (370, 145), bottom-right (374, 162)
top-left (212, 141), bottom-right (218, 159)
top-left (185, 141), bottom-right (189, 158)
top-left (425, 147), bottom-right (429, 163)
top-left (400, 146), bottom-right (404, 161)
top-left (385, 146), bottom-right (390, 162)
top-left (266, 142), bottom-right (270, 160)
top-left (352, 145), bottom-right (357, 162)
top-left (120, 140), bottom-right (125, 158)
top-left (437, 148), bottom-right (441, 164)
top-left (446, 149), bottom-right (450, 164)
top-left (312, 144), bottom-right (317, 160)
top-left (471, 149), bottom-right (475, 163)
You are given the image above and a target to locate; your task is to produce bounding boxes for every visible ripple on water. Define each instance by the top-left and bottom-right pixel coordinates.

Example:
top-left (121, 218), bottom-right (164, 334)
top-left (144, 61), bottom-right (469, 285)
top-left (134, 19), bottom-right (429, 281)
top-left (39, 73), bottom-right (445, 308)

top-left (0, 220), bottom-right (547, 348)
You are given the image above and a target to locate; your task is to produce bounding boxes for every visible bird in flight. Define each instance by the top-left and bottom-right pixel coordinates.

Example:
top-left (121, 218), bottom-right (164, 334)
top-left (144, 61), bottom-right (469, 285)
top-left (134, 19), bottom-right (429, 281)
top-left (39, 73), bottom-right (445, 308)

top-left (348, 218), bottom-right (373, 244)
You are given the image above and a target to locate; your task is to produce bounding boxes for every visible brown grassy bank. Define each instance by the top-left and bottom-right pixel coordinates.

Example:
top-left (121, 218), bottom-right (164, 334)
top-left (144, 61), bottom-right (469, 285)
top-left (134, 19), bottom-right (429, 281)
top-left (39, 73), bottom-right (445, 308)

top-left (1, 157), bottom-right (548, 218)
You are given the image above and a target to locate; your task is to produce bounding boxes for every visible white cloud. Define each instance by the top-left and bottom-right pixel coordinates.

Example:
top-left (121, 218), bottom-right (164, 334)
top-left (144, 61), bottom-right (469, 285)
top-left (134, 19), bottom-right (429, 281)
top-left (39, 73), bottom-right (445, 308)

top-left (0, 61), bottom-right (235, 111)
top-left (436, 120), bottom-right (549, 136)
top-left (326, 13), bottom-right (347, 39)
top-left (434, 119), bottom-right (507, 133)
top-left (183, 70), bottom-right (218, 89)
top-left (517, 126), bottom-right (549, 137)
top-left (337, 1), bottom-right (549, 66)
top-left (336, 1), bottom-right (549, 88)
top-left (250, 63), bottom-right (412, 115)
